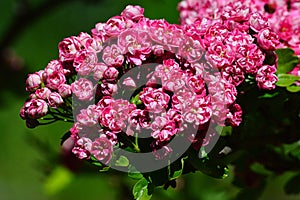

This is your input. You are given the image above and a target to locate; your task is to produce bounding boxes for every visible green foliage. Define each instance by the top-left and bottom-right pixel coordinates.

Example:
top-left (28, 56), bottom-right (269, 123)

top-left (115, 155), bottom-right (130, 167)
top-left (276, 74), bottom-right (300, 87)
top-left (133, 178), bottom-right (153, 200)
top-left (276, 48), bottom-right (299, 74)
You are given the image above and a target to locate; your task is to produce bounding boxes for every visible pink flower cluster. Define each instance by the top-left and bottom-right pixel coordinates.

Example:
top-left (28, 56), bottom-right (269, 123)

top-left (20, 4), bottom-right (280, 164)
top-left (178, 0), bottom-right (300, 76)
top-left (179, 0), bottom-right (280, 90)
top-left (20, 60), bottom-right (72, 126)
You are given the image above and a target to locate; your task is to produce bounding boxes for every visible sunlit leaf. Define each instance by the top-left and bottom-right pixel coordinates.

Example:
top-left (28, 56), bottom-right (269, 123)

top-left (286, 85), bottom-right (300, 93)
top-left (133, 178), bottom-right (152, 200)
top-left (276, 48), bottom-right (299, 74)
top-left (276, 74), bottom-right (300, 87)
top-left (115, 155), bottom-right (130, 167)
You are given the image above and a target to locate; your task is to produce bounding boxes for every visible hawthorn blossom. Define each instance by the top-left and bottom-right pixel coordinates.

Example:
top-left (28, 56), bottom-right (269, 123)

top-left (76, 105), bottom-right (101, 127)
top-left (257, 28), bottom-right (280, 50)
top-left (48, 92), bottom-right (64, 108)
top-left (71, 78), bottom-right (95, 101)
top-left (256, 65), bottom-right (278, 90)
top-left (73, 51), bottom-right (98, 76)
top-left (31, 87), bottom-right (51, 100)
top-left (121, 5), bottom-right (144, 21)
top-left (118, 29), bottom-right (152, 65)
top-left (58, 36), bottom-right (83, 61)
top-left (90, 135), bottom-right (113, 164)
top-left (23, 99), bottom-right (48, 119)
top-left (139, 87), bottom-right (170, 113)
top-left (26, 71), bottom-right (44, 92)
top-left (102, 44), bottom-right (124, 67)
top-left (46, 70), bottom-right (66, 90)
top-left (58, 84), bottom-right (72, 98)
top-left (72, 137), bottom-right (92, 159)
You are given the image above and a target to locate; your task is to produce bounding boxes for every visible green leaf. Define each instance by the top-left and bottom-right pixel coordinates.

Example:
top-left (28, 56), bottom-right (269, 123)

top-left (168, 157), bottom-right (186, 180)
top-left (276, 74), bottom-right (300, 87)
top-left (133, 178), bottom-right (152, 200)
top-left (99, 166), bottom-right (110, 172)
top-left (130, 93), bottom-right (142, 105)
top-left (115, 155), bottom-right (129, 167)
top-left (276, 48), bottom-right (299, 74)
top-left (284, 173), bottom-right (300, 194)
top-left (258, 92), bottom-right (280, 99)
top-left (287, 85), bottom-right (300, 93)
top-left (128, 165), bottom-right (143, 180)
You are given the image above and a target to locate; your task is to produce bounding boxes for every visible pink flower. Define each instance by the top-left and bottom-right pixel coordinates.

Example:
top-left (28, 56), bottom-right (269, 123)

top-left (26, 72), bottom-right (44, 92)
top-left (99, 107), bottom-right (123, 132)
top-left (99, 99), bottom-right (135, 133)
top-left (46, 70), bottom-right (66, 90)
top-left (91, 22), bottom-right (107, 40)
top-left (203, 23), bottom-right (229, 48)
top-left (118, 29), bottom-right (152, 65)
top-left (102, 44), bottom-right (124, 67)
top-left (226, 103), bottom-right (242, 127)
top-left (31, 87), bottom-right (51, 100)
top-left (90, 135), bottom-right (113, 164)
top-left (58, 84), bottom-right (72, 98)
top-left (77, 32), bottom-right (99, 52)
top-left (187, 75), bottom-right (206, 95)
top-left (76, 105), bottom-right (101, 127)
top-left (150, 115), bottom-right (177, 142)
top-left (72, 137), bottom-right (92, 159)
top-left (257, 28), bottom-right (280, 50)
top-left (121, 5), bottom-right (144, 21)
top-left (128, 109), bottom-right (150, 131)
top-left (178, 37), bottom-right (203, 62)
top-left (104, 16), bottom-right (131, 37)
top-left (224, 29), bottom-right (254, 51)
top-left (256, 65), bottom-right (278, 90)
top-left (236, 44), bottom-right (265, 74)
top-left (249, 13), bottom-right (269, 32)
top-left (71, 78), bottom-right (95, 101)
top-left (276, 18), bottom-right (293, 41)
top-left (24, 99), bottom-right (48, 119)
top-left (73, 51), bottom-right (97, 76)
top-left (103, 67), bottom-right (119, 81)
top-left (221, 65), bottom-right (245, 86)
top-left (58, 36), bottom-right (83, 61)
top-left (70, 122), bottom-right (82, 138)
top-left (48, 92), bottom-right (64, 108)
top-left (100, 81), bottom-right (117, 96)
top-left (206, 42), bottom-right (235, 69)
top-left (93, 63), bottom-right (108, 81)
top-left (45, 60), bottom-right (65, 75)
top-left (221, 2), bottom-right (250, 22)
top-left (183, 96), bottom-right (212, 126)
top-left (139, 87), bottom-right (170, 113)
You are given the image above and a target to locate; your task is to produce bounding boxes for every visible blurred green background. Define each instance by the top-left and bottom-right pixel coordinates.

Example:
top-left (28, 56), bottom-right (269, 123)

top-left (0, 0), bottom-right (300, 199)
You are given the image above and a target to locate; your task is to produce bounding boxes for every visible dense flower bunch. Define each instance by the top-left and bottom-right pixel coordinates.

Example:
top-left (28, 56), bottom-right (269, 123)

top-left (19, 4), bottom-right (281, 167)
top-left (178, 0), bottom-right (300, 76)
top-left (179, 0), bottom-right (281, 91)
top-left (17, 1), bottom-right (300, 199)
